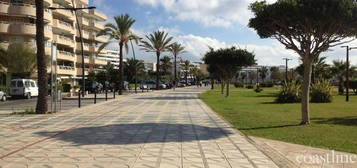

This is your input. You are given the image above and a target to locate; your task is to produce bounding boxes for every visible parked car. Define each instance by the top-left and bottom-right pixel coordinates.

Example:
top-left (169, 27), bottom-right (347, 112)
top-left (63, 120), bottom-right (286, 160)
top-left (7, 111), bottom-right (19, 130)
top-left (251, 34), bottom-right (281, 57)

top-left (177, 82), bottom-right (186, 87)
top-left (0, 91), bottom-right (7, 101)
top-left (85, 81), bottom-right (103, 93)
top-left (10, 79), bottom-right (39, 99)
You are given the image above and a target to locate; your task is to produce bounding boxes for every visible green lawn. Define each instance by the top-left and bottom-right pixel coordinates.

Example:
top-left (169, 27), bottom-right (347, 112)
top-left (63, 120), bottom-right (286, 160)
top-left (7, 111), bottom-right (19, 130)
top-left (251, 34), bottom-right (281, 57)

top-left (199, 86), bottom-right (357, 154)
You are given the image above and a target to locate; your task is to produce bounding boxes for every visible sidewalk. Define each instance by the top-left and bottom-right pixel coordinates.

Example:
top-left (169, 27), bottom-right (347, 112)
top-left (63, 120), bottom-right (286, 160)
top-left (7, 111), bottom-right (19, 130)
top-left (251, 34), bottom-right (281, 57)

top-left (0, 87), bottom-right (281, 168)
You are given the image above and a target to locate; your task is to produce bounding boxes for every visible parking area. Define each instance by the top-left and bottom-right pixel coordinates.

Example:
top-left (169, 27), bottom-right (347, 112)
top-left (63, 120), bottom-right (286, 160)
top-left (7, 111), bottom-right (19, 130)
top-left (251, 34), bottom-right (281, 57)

top-left (0, 92), bottom-right (121, 115)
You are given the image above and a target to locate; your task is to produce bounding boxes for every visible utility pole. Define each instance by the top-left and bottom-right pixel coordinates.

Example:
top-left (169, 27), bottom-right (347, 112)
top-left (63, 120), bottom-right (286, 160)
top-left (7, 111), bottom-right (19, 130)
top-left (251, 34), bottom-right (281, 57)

top-left (130, 39), bottom-right (137, 93)
top-left (341, 46), bottom-right (357, 102)
top-left (283, 58), bottom-right (292, 81)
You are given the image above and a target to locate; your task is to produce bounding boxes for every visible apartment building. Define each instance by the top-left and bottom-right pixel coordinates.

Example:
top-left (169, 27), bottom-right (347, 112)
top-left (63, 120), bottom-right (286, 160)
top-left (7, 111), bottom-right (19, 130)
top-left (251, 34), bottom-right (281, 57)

top-left (97, 49), bottom-right (123, 69)
top-left (0, 0), bottom-right (108, 85)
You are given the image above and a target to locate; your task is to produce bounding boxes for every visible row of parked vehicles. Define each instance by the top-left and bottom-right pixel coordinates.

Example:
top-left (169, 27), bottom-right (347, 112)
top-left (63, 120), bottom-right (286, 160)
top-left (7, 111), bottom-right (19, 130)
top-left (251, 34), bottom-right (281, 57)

top-left (0, 79), bottom-right (196, 101)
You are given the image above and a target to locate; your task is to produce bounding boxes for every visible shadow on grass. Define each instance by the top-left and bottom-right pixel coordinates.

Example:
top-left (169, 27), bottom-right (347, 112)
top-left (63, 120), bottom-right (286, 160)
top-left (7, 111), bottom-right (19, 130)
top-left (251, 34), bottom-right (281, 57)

top-left (312, 117), bottom-right (357, 126)
top-left (255, 93), bottom-right (277, 98)
top-left (239, 124), bottom-right (301, 130)
top-left (135, 96), bottom-right (198, 100)
top-left (36, 123), bottom-right (232, 146)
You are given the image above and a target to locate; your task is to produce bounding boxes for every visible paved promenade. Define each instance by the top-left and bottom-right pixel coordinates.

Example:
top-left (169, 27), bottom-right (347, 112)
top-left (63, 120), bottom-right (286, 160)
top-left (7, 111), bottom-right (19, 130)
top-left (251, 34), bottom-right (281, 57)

top-left (0, 87), bottom-right (279, 168)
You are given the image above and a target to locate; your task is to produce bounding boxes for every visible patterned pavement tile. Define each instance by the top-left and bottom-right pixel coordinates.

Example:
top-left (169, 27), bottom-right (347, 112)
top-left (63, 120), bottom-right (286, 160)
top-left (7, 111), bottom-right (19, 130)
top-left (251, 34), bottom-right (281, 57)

top-left (0, 87), bottom-right (281, 168)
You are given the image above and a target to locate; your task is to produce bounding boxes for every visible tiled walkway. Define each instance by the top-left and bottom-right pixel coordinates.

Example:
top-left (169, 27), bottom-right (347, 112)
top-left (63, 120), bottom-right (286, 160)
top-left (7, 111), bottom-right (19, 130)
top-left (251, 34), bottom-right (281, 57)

top-left (0, 87), bottom-right (279, 168)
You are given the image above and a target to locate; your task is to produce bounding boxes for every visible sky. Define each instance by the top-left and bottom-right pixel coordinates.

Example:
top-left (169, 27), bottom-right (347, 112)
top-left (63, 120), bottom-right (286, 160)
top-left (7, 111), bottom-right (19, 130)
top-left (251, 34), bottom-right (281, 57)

top-left (90, 0), bottom-right (357, 67)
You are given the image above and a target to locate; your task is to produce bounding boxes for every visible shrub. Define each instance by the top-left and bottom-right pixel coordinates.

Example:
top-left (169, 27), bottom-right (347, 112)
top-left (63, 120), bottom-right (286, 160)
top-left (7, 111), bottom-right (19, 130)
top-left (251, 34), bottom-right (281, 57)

top-left (0, 85), bottom-right (9, 94)
top-left (254, 87), bottom-right (263, 93)
top-left (234, 82), bottom-right (244, 88)
top-left (246, 85), bottom-right (254, 89)
top-left (311, 79), bottom-right (333, 103)
top-left (276, 80), bottom-right (301, 103)
top-left (260, 82), bottom-right (274, 87)
top-left (62, 84), bottom-right (71, 92)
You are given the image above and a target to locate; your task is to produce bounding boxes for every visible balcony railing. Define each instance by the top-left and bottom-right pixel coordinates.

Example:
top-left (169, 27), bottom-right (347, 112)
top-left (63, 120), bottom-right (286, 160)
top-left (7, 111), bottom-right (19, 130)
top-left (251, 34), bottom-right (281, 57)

top-left (59, 65), bottom-right (75, 70)
top-left (59, 50), bottom-right (75, 57)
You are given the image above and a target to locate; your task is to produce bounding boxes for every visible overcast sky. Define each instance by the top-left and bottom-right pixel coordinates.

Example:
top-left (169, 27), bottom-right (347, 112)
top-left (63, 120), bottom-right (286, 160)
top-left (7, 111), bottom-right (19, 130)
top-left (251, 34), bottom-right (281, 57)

top-left (90, 0), bottom-right (357, 67)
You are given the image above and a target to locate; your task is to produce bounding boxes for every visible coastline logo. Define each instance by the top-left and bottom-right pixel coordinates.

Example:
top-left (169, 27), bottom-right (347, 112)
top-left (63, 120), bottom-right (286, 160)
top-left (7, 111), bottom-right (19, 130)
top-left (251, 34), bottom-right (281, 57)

top-left (296, 150), bottom-right (356, 164)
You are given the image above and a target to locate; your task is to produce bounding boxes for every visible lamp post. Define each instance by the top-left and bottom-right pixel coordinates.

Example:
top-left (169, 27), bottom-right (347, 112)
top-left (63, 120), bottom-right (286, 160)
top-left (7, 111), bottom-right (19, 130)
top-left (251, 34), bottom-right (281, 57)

top-left (48, 3), bottom-right (95, 108)
top-left (341, 46), bottom-right (357, 102)
top-left (129, 39), bottom-right (137, 94)
top-left (283, 58), bottom-right (292, 81)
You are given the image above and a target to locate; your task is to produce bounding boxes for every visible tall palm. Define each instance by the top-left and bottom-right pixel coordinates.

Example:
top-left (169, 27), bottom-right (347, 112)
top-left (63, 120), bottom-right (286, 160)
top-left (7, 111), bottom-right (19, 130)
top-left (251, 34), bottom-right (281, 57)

top-left (168, 43), bottom-right (185, 87)
top-left (97, 14), bottom-right (138, 95)
top-left (182, 60), bottom-right (191, 85)
top-left (140, 30), bottom-right (173, 89)
top-left (124, 58), bottom-right (145, 83)
top-left (330, 60), bottom-right (356, 94)
top-left (259, 66), bottom-right (268, 83)
top-left (160, 56), bottom-right (172, 75)
top-left (35, 0), bottom-right (48, 114)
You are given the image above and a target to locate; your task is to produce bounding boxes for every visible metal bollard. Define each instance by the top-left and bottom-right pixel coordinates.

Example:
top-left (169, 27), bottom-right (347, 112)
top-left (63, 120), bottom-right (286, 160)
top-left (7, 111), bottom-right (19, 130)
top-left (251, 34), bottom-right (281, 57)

top-left (78, 90), bottom-right (81, 108)
top-left (105, 87), bottom-right (108, 101)
top-left (113, 89), bottom-right (116, 99)
top-left (94, 90), bottom-right (97, 104)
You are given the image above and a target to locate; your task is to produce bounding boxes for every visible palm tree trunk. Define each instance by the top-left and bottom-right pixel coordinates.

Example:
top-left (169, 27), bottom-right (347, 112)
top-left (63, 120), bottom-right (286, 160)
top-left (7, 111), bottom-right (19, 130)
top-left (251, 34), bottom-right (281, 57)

top-left (119, 42), bottom-right (124, 95)
top-left (226, 80), bottom-right (230, 97)
top-left (156, 51), bottom-right (160, 90)
top-left (301, 58), bottom-right (313, 125)
top-left (35, 0), bottom-right (48, 114)
top-left (221, 81), bottom-right (225, 94)
top-left (211, 78), bottom-right (214, 90)
top-left (174, 54), bottom-right (177, 87)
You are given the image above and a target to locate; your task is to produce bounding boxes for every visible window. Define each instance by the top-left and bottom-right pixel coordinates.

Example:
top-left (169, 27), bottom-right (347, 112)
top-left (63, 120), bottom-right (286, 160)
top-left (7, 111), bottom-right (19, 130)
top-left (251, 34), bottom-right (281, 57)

top-left (17, 81), bottom-right (23, 87)
top-left (10, 81), bottom-right (17, 87)
top-left (30, 82), bottom-right (36, 87)
top-left (25, 81), bottom-right (30, 87)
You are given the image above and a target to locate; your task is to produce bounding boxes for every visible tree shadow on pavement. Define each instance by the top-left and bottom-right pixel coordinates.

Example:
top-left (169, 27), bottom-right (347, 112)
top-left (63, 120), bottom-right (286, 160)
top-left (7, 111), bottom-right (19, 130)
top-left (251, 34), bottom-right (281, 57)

top-left (36, 123), bottom-right (232, 146)
top-left (135, 97), bottom-right (198, 100)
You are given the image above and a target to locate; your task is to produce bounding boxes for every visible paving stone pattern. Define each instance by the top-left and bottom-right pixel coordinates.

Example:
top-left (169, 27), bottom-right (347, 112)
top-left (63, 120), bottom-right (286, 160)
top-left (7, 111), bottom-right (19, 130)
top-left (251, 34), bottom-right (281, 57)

top-left (0, 87), bottom-right (279, 168)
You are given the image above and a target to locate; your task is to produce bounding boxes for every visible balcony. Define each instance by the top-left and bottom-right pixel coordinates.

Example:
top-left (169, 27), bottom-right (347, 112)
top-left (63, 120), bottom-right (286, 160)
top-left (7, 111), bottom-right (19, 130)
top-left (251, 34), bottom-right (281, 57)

top-left (89, 10), bottom-right (107, 21)
top-left (54, 35), bottom-right (74, 47)
top-left (76, 68), bottom-right (89, 76)
top-left (0, 21), bottom-right (52, 39)
top-left (76, 55), bottom-right (90, 64)
top-left (58, 65), bottom-right (76, 76)
top-left (95, 35), bottom-right (108, 43)
top-left (58, 50), bottom-right (75, 61)
top-left (44, 0), bottom-right (53, 6)
top-left (76, 42), bottom-right (90, 52)
top-left (53, 19), bottom-right (74, 34)
top-left (0, 2), bottom-right (52, 22)
top-left (94, 58), bottom-right (107, 66)
top-left (52, 4), bottom-right (74, 19)
top-left (80, 18), bottom-right (90, 27)
top-left (90, 21), bottom-right (104, 30)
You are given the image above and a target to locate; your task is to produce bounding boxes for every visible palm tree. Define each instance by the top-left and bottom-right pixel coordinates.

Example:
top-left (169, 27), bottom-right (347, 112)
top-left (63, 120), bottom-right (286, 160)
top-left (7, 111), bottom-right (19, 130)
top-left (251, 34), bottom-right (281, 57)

top-left (259, 66), bottom-right (268, 83)
top-left (124, 58), bottom-right (145, 83)
top-left (330, 60), bottom-right (356, 95)
top-left (140, 30), bottom-right (173, 89)
top-left (168, 43), bottom-right (185, 87)
top-left (97, 14), bottom-right (138, 95)
top-left (160, 56), bottom-right (172, 76)
top-left (0, 43), bottom-right (37, 78)
top-left (35, 0), bottom-right (48, 114)
top-left (182, 60), bottom-right (191, 85)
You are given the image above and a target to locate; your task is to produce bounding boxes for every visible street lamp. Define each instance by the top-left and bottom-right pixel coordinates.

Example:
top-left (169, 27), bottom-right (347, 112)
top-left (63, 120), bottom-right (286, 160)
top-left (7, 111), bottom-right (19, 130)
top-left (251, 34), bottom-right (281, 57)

top-left (341, 46), bottom-right (357, 102)
top-left (48, 2), bottom-right (96, 108)
top-left (129, 39), bottom-right (137, 94)
top-left (283, 58), bottom-right (292, 81)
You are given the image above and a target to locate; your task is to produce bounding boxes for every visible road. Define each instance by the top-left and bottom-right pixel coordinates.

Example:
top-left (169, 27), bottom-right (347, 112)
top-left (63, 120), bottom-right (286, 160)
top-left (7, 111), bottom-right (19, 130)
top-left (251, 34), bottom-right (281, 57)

top-left (0, 87), bottom-right (281, 168)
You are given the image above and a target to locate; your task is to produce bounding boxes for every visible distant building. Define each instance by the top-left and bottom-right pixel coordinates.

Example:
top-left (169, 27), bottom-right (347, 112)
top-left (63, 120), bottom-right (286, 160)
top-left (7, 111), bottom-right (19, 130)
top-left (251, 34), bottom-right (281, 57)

top-left (238, 65), bottom-right (286, 84)
top-left (143, 62), bottom-right (157, 72)
top-left (97, 49), bottom-right (125, 69)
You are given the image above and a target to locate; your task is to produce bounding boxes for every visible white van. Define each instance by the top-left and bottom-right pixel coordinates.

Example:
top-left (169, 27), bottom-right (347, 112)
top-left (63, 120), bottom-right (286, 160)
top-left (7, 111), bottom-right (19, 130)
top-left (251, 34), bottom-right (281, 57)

top-left (10, 79), bottom-right (39, 99)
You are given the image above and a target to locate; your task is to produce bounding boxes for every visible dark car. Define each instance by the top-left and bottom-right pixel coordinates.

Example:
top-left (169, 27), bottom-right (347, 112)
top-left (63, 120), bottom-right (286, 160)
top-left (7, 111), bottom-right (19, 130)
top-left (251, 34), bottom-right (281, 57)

top-left (85, 81), bottom-right (103, 93)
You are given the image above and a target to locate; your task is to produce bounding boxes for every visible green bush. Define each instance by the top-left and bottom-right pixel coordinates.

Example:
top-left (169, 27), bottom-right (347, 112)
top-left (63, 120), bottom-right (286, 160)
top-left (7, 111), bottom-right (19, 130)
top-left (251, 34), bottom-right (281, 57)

top-left (246, 85), bottom-right (254, 89)
top-left (62, 84), bottom-right (71, 92)
top-left (311, 79), bottom-right (333, 103)
top-left (0, 85), bottom-right (9, 94)
top-left (260, 82), bottom-right (274, 87)
top-left (254, 87), bottom-right (263, 93)
top-left (276, 80), bottom-right (301, 103)
top-left (234, 82), bottom-right (244, 88)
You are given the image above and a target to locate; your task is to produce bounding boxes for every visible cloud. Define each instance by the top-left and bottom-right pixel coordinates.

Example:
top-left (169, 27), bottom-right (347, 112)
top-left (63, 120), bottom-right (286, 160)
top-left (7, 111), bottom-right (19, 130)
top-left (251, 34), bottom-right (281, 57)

top-left (134, 0), bottom-right (277, 28)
